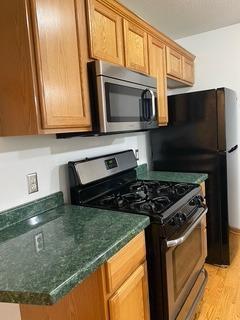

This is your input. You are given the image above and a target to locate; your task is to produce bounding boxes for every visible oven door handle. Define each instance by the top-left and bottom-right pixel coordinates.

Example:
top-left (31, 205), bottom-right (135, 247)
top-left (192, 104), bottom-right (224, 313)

top-left (166, 208), bottom-right (208, 248)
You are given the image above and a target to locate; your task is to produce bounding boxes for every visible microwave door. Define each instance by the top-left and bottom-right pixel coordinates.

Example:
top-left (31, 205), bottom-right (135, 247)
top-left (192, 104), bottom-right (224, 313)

top-left (97, 76), bottom-right (158, 133)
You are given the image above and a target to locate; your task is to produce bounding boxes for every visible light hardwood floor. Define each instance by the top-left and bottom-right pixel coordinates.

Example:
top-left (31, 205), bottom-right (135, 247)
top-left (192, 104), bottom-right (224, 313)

top-left (195, 231), bottom-right (240, 320)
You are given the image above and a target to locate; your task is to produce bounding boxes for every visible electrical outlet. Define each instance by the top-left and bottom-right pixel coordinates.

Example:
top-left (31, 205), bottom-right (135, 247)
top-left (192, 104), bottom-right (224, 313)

top-left (34, 232), bottom-right (44, 253)
top-left (134, 149), bottom-right (139, 160)
top-left (27, 173), bottom-right (38, 194)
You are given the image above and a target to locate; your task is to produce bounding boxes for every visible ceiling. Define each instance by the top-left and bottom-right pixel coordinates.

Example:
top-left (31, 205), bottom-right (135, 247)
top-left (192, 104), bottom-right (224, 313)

top-left (119, 0), bottom-right (240, 39)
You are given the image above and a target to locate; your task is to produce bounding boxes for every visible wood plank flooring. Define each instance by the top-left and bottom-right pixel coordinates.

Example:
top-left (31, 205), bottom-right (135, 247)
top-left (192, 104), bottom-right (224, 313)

top-left (195, 231), bottom-right (240, 320)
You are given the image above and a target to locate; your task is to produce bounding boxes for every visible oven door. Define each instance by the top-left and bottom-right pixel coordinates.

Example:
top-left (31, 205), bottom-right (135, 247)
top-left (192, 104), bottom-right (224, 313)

top-left (164, 208), bottom-right (207, 320)
top-left (96, 76), bottom-right (158, 132)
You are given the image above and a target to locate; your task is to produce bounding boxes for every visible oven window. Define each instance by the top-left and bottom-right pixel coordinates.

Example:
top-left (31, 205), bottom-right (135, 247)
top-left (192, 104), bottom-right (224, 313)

top-left (172, 226), bottom-right (202, 299)
top-left (105, 83), bottom-right (144, 122)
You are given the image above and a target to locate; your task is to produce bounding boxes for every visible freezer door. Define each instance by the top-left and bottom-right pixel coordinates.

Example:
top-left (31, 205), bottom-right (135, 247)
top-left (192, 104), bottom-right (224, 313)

top-left (150, 89), bottom-right (219, 162)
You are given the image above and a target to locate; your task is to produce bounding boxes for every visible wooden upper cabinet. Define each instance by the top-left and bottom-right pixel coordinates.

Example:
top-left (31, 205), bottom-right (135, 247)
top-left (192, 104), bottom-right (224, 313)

top-left (109, 263), bottom-right (150, 320)
top-left (86, 0), bottom-right (124, 65)
top-left (166, 46), bottom-right (195, 86)
top-left (123, 20), bottom-right (149, 74)
top-left (148, 36), bottom-right (168, 125)
top-left (0, 0), bottom-right (91, 136)
top-left (166, 46), bottom-right (183, 79)
top-left (182, 56), bottom-right (194, 84)
top-left (31, 0), bottom-right (91, 129)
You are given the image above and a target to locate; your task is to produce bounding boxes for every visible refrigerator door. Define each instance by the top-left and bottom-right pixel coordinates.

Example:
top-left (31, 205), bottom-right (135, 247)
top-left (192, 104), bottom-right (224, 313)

top-left (222, 88), bottom-right (240, 229)
top-left (227, 148), bottom-right (240, 229)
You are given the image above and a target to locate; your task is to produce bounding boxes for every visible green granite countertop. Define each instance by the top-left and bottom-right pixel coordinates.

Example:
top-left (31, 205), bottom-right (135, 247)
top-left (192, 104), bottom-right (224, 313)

top-left (137, 164), bottom-right (208, 184)
top-left (0, 193), bottom-right (149, 305)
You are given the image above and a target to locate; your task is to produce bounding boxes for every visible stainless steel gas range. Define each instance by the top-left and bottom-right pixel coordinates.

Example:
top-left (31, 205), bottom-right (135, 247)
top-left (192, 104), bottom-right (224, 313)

top-left (68, 150), bottom-right (208, 320)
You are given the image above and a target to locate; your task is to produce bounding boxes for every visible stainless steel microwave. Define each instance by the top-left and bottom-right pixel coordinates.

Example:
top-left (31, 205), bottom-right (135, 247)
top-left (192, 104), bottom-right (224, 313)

top-left (88, 60), bottom-right (158, 133)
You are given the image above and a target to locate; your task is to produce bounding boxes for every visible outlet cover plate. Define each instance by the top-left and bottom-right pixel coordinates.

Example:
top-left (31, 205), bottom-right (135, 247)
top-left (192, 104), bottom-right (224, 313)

top-left (27, 173), bottom-right (39, 194)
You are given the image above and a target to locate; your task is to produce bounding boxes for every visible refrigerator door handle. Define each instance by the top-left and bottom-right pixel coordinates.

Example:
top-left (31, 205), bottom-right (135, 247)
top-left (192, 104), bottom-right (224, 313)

top-left (228, 145), bottom-right (238, 153)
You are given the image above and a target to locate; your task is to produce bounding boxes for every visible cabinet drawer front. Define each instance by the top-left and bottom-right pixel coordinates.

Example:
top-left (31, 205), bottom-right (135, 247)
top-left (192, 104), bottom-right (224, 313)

top-left (166, 47), bottom-right (182, 79)
top-left (105, 231), bottom-right (146, 293)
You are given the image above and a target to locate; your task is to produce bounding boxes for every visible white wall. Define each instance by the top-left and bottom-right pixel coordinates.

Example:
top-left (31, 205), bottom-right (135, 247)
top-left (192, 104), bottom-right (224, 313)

top-left (171, 23), bottom-right (240, 228)
top-left (172, 23), bottom-right (240, 95)
top-left (0, 132), bottom-right (150, 211)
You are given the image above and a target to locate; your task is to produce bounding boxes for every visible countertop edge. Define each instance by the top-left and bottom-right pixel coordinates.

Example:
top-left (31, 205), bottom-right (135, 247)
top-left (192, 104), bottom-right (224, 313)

top-left (137, 169), bottom-right (208, 184)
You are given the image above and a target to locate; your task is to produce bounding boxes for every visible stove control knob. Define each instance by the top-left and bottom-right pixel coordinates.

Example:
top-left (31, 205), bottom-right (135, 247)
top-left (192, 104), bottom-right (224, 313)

top-left (173, 212), bottom-right (187, 225)
top-left (190, 196), bottom-right (204, 207)
top-left (180, 212), bottom-right (187, 221)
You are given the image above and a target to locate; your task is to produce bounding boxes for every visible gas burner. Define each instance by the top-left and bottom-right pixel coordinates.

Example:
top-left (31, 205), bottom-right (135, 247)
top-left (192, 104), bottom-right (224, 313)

top-left (129, 199), bottom-right (147, 210)
top-left (143, 181), bottom-right (161, 188)
top-left (140, 201), bottom-right (157, 213)
top-left (156, 185), bottom-right (175, 197)
top-left (129, 181), bottom-right (146, 192)
top-left (100, 194), bottom-right (126, 208)
top-left (152, 196), bottom-right (171, 210)
top-left (175, 183), bottom-right (191, 196)
top-left (122, 191), bottom-right (147, 202)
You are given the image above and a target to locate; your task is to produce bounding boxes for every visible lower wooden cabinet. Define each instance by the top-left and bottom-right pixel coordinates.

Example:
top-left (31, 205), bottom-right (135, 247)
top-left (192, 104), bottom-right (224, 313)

top-left (109, 263), bottom-right (150, 320)
top-left (20, 268), bottom-right (106, 320)
top-left (20, 231), bottom-right (150, 320)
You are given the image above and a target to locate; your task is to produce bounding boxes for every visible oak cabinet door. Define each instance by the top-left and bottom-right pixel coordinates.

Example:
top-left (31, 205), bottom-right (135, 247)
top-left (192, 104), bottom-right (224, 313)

top-left (182, 57), bottom-right (194, 84)
top-left (123, 20), bottom-right (149, 74)
top-left (109, 263), bottom-right (150, 320)
top-left (148, 36), bottom-right (168, 125)
top-left (166, 46), bottom-right (183, 79)
top-left (86, 0), bottom-right (124, 65)
top-left (31, 0), bottom-right (91, 129)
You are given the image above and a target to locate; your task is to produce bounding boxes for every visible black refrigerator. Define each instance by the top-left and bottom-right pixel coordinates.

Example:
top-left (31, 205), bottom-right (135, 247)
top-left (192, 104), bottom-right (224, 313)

top-left (150, 88), bottom-right (238, 266)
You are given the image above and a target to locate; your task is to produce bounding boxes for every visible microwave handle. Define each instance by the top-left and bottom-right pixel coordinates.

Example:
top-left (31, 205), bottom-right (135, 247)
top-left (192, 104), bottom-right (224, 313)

top-left (141, 89), bottom-right (156, 121)
top-left (148, 89), bottom-right (156, 121)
